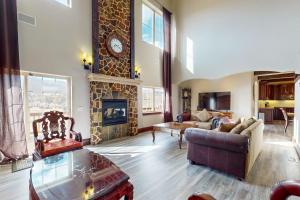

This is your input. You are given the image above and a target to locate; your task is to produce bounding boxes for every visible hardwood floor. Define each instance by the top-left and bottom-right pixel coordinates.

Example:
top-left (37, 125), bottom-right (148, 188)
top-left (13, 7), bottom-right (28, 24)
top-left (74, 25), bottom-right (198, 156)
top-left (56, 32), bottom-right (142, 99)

top-left (1, 123), bottom-right (300, 200)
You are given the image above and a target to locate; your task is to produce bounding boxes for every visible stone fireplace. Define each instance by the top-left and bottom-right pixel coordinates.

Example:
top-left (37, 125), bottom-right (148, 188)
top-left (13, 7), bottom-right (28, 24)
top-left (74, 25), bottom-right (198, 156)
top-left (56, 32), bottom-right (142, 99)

top-left (89, 74), bottom-right (141, 145)
top-left (89, 0), bottom-right (137, 145)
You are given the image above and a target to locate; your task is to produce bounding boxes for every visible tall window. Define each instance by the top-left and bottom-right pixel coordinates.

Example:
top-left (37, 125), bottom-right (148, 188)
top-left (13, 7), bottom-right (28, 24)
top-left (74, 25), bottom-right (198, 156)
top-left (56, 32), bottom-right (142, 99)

top-left (54, 0), bottom-right (72, 7)
top-left (142, 3), bottom-right (164, 49)
top-left (142, 87), bottom-right (164, 113)
top-left (21, 72), bottom-right (71, 152)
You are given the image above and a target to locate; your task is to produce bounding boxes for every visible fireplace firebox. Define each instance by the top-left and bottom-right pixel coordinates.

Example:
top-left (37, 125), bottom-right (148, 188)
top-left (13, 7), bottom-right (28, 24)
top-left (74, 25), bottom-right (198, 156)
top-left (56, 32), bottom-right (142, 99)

top-left (102, 99), bottom-right (128, 126)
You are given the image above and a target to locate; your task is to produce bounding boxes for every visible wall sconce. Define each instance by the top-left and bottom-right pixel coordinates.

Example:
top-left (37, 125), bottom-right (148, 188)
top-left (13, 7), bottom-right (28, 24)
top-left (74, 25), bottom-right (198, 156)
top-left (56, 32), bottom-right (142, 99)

top-left (81, 52), bottom-right (93, 71)
top-left (134, 65), bottom-right (141, 79)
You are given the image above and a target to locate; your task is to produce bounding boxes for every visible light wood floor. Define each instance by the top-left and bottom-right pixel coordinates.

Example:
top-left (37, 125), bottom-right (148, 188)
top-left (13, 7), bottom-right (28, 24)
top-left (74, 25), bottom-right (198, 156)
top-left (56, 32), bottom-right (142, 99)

top-left (1, 123), bottom-right (300, 200)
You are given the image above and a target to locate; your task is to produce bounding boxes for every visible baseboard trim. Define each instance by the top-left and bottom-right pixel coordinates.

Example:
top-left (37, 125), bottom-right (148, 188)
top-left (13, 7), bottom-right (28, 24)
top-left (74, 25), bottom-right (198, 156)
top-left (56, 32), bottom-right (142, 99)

top-left (138, 126), bottom-right (153, 133)
top-left (82, 138), bottom-right (91, 146)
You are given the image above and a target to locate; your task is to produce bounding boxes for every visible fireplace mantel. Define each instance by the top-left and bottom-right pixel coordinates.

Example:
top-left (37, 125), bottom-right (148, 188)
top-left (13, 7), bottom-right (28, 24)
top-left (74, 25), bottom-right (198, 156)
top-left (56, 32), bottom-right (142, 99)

top-left (88, 73), bottom-right (142, 86)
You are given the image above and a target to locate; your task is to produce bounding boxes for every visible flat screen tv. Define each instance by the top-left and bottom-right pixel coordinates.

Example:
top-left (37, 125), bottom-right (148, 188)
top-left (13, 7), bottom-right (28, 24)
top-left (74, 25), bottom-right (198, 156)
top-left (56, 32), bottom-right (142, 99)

top-left (198, 92), bottom-right (231, 111)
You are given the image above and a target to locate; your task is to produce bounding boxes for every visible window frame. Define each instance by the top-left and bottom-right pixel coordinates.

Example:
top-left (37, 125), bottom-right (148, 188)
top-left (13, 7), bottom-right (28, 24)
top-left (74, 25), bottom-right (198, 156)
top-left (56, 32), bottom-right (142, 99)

top-left (142, 86), bottom-right (164, 115)
top-left (54, 0), bottom-right (72, 8)
top-left (20, 71), bottom-right (72, 136)
top-left (142, 2), bottom-right (164, 50)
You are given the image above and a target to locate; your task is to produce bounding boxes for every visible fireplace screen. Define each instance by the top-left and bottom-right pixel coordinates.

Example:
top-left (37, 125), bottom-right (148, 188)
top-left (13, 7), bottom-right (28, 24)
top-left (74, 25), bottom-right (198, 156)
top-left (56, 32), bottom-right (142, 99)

top-left (102, 99), bottom-right (128, 126)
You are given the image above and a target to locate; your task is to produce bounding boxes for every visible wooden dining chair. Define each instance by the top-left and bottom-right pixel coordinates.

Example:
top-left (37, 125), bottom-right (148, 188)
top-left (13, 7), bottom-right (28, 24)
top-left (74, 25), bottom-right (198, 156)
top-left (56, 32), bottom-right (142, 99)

top-left (280, 108), bottom-right (294, 134)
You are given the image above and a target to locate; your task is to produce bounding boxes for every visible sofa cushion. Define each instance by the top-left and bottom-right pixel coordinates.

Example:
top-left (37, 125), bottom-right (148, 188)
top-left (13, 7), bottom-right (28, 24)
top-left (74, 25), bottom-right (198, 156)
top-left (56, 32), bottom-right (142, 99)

top-left (191, 114), bottom-right (200, 121)
top-left (230, 124), bottom-right (247, 134)
top-left (197, 109), bottom-right (212, 122)
top-left (195, 121), bottom-right (212, 130)
top-left (41, 139), bottom-right (82, 158)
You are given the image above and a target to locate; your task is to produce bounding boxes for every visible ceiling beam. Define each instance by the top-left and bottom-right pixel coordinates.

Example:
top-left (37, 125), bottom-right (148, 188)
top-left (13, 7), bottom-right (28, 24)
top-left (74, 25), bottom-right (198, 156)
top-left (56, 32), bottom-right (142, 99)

top-left (254, 71), bottom-right (280, 76)
top-left (257, 73), bottom-right (296, 81)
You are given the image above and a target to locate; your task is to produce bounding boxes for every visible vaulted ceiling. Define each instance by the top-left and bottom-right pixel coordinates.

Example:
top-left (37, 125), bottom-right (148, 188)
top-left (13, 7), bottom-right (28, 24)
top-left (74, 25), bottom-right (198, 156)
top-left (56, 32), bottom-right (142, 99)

top-left (172, 0), bottom-right (300, 84)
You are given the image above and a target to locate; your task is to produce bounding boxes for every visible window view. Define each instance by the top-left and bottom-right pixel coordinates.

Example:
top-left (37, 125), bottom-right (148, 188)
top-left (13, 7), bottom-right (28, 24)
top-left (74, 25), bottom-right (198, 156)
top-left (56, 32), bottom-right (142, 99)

top-left (142, 3), bottom-right (164, 49)
top-left (142, 87), bottom-right (164, 113)
top-left (21, 72), bottom-right (71, 152)
top-left (54, 0), bottom-right (72, 7)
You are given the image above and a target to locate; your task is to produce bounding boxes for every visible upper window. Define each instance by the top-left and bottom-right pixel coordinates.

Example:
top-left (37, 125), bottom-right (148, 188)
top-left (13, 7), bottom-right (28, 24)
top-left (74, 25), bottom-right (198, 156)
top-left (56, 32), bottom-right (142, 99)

top-left (142, 87), bottom-right (164, 113)
top-left (54, 0), bottom-right (72, 7)
top-left (142, 3), bottom-right (164, 49)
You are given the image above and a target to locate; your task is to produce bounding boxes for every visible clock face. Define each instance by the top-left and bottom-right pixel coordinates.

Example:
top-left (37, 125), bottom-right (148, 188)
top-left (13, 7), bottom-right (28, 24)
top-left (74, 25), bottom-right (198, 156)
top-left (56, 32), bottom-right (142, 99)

top-left (106, 33), bottom-right (126, 58)
top-left (111, 38), bottom-right (123, 53)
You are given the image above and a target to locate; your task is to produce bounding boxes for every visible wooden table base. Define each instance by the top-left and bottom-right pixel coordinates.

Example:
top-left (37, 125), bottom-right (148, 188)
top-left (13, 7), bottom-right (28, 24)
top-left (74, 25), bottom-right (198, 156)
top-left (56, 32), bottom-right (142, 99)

top-left (152, 128), bottom-right (185, 149)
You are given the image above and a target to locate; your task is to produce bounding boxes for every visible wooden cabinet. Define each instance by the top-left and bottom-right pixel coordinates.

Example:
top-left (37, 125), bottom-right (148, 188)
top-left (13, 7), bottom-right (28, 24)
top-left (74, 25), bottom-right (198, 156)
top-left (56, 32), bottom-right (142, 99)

top-left (259, 82), bottom-right (274, 100)
top-left (259, 82), bottom-right (294, 100)
top-left (259, 108), bottom-right (273, 124)
top-left (278, 84), bottom-right (294, 100)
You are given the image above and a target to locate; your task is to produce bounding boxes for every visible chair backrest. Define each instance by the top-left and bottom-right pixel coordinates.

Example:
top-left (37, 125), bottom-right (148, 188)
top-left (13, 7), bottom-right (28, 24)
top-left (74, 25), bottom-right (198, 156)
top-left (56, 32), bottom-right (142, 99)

top-left (32, 111), bottom-right (74, 142)
top-left (280, 108), bottom-right (288, 121)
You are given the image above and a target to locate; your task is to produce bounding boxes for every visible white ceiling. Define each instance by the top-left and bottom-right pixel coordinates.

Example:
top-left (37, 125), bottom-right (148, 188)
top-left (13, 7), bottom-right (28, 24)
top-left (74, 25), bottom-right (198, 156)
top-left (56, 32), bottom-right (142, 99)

top-left (172, 0), bottom-right (300, 84)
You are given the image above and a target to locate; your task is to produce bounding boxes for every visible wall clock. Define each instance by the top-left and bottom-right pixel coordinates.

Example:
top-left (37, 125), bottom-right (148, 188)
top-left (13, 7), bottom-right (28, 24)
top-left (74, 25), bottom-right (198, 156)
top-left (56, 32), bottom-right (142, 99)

top-left (106, 33), bottom-right (127, 58)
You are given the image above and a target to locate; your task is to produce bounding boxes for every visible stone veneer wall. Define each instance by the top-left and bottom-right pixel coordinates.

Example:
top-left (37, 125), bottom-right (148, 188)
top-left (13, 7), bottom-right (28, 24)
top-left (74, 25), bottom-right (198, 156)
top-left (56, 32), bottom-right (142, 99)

top-left (90, 81), bottom-right (138, 144)
top-left (95, 0), bottom-right (131, 78)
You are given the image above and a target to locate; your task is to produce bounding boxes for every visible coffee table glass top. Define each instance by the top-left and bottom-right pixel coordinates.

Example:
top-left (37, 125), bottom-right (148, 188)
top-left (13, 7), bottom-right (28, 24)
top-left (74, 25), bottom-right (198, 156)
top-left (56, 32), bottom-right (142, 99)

top-left (30, 149), bottom-right (129, 200)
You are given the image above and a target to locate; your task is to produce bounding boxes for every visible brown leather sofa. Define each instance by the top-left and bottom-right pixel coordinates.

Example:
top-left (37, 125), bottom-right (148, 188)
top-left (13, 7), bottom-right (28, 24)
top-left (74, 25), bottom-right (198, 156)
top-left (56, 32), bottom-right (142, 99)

top-left (185, 120), bottom-right (264, 179)
top-left (177, 111), bottom-right (221, 130)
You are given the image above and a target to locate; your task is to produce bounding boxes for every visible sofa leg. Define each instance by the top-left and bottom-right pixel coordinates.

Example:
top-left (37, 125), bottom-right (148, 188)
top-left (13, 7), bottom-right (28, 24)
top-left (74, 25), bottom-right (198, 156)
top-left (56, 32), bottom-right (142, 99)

top-left (189, 160), bottom-right (196, 165)
top-left (237, 177), bottom-right (244, 181)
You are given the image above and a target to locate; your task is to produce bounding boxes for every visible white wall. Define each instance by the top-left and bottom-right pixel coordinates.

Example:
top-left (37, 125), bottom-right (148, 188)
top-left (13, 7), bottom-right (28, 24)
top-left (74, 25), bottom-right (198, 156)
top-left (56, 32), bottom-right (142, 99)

top-left (294, 79), bottom-right (300, 143)
top-left (135, 0), bottom-right (172, 128)
top-left (17, 0), bottom-right (92, 139)
top-left (172, 0), bottom-right (300, 84)
top-left (17, 0), bottom-right (173, 135)
top-left (180, 72), bottom-right (254, 120)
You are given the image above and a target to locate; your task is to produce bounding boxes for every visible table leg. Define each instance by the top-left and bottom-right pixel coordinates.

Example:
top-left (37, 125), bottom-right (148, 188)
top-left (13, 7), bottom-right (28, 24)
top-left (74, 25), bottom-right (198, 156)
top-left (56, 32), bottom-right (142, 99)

top-left (152, 129), bottom-right (156, 143)
top-left (171, 130), bottom-right (173, 136)
top-left (178, 131), bottom-right (183, 149)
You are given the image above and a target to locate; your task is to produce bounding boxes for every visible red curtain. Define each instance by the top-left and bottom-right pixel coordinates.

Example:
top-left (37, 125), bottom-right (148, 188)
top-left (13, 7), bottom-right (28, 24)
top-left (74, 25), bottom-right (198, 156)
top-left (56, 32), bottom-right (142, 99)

top-left (163, 8), bottom-right (173, 122)
top-left (0, 0), bottom-right (28, 162)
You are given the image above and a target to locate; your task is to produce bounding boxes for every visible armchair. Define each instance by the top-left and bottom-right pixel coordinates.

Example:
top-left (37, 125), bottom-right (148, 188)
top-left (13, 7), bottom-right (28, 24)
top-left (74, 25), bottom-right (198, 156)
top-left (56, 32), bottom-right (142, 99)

top-left (32, 111), bottom-right (83, 160)
top-left (187, 180), bottom-right (300, 200)
top-left (270, 180), bottom-right (300, 200)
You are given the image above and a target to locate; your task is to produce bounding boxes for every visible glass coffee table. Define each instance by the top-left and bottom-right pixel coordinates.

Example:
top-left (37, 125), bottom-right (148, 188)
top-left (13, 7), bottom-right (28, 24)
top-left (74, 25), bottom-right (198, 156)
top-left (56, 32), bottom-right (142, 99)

top-left (29, 149), bottom-right (133, 200)
top-left (152, 122), bottom-right (197, 149)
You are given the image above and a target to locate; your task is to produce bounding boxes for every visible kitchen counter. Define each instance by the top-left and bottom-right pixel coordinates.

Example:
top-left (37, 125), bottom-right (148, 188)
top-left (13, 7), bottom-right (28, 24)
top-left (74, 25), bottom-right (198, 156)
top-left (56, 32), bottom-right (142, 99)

top-left (259, 107), bottom-right (295, 123)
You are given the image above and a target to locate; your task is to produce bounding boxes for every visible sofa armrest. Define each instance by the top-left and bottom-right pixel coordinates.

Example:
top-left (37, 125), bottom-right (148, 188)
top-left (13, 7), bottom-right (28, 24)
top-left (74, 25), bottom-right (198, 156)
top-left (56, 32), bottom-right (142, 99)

top-left (185, 128), bottom-right (249, 153)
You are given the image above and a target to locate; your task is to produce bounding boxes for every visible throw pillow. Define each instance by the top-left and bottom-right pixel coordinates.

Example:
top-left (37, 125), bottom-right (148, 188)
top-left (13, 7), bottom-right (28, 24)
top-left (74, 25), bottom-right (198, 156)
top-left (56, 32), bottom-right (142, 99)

top-left (197, 109), bottom-right (212, 122)
top-left (218, 123), bottom-right (236, 132)
top-left (242, 117), bottom-right (256, 128)
top-left (230, 124), bottom-right (247, 134)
